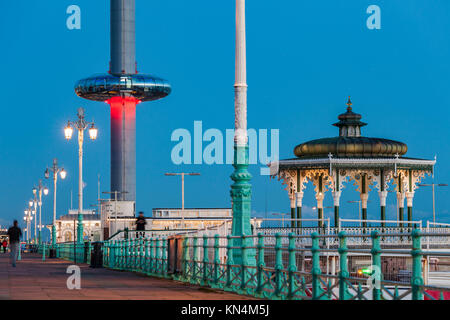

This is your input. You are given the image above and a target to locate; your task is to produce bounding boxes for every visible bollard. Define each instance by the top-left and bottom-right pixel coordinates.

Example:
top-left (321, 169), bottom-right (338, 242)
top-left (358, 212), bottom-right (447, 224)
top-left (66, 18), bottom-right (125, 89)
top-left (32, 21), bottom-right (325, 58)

top-left (226, 235), bottom-right (234, 288)
top-left (256, 233), bottom-right (265, 295)
top-left (274, 233), bottom-right (283, 297)
top-left (42, 243), bottom-right (46, 261)
top-left (311, 232), bottom-right (325, 300)
top-left (338, 231), bottom-right (350, 300)
top-left (411, 229), bottom-right (424, 300)
top-left (203, 235), bottom-right (209, 284)
top-left (287, 233), bottom-right (297, 299)
top-left (371, 231), bottom-right (382, 300)
top-left (18, 244), bottom-right (22, 261)
top-left (213, 235), bottom-right (220, 286)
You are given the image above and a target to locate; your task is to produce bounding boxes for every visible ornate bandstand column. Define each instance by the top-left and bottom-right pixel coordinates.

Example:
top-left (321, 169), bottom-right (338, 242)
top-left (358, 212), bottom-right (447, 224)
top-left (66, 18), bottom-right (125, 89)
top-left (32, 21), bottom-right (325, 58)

top-left (332, 190), bottom-right (341, 228)
top-left (230, 0), bottom-right (255, 266)
top-left (360, 174), bottom-right (369, 228)
top-left (378, 190), bottom-right (388, 227)
top-left (296, 170), bottom-right (307, 228)
top-left (331, 168), bottom-right (346, 228)
top-left (406, 191), bottom-right (414, 222)
top-left (296, 191), bottom-right (304, 228)
top-left (397, 191), bottom-right (406, 227)
top-left (289, 194), bottom-right (296, 227)
top-left (314, 174), bottom-right (325, 229)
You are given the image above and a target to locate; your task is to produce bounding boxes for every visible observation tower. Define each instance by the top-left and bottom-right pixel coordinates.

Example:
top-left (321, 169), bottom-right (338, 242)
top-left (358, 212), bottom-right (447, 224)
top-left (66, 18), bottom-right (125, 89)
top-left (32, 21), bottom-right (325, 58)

top-left (75, 0), bottom-right (171, 202)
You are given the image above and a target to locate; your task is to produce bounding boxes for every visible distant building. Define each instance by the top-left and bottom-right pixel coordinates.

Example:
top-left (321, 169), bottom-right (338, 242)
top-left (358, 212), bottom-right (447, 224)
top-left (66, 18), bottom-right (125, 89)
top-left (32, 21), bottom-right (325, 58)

top-left (50, 210), bottom-right (102, 242)
top-left (150, 208), bottom-right (232, 230)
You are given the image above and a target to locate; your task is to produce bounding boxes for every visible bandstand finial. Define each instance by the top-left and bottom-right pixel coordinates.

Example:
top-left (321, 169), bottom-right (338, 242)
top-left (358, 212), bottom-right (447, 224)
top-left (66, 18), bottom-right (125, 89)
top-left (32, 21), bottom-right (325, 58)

top-left (346, 96), bottom-right (352, 111)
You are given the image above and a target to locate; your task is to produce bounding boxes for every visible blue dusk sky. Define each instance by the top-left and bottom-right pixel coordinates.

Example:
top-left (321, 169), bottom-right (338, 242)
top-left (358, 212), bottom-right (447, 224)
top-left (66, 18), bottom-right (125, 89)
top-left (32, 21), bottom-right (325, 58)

top-left (1, 0), bottom-right (449, 233)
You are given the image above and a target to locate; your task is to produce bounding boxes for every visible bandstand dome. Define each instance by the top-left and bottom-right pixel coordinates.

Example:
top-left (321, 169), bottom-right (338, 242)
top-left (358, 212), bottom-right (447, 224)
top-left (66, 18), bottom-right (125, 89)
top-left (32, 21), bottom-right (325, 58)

top-left (294, 97), bottom-right (407, 158)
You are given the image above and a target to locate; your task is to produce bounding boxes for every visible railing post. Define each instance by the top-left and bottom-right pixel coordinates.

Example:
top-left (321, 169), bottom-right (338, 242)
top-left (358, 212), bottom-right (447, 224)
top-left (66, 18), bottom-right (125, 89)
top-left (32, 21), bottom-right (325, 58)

top-left (226, 235), bottom-right (234, 288)
top-left (119, 240), bottom-right (124, 270)
top-left (411, 229), bottom-right (424, 300)
top-left (126, 239), bottom-right (131, 270)
top-left (240, 235), bottom-right (248, 291)
top-left (203, 235), bottom-right (209, 284)
top-left (182, 237), bottom-right (189, 278)
top-left (144, 238), bottom-right (149, 274)
top-left (163, 237), bottom-right (168, 275)
top-left (155, 238), bottom-right (161, 274)
top-left (192, 237), bottom-right (198, 282)
top-left (274, 233), bottom-right (283, 297)
top-left (338, 231), bottom-right (350, 300)
top-left (311, 232), bottom-right (325, 299)
top-left (371, 230), bottom-right (382, 300)
top-left (139, 237), bottom-right (144, 272)
top-left (213, 235), bottom-right (220, 286)
top-left (256, 233), bottom-right (265, 295)
top-left (149, 237), bottom-right (155, 274)
top-left (288, 233), bottom-right (297, 299)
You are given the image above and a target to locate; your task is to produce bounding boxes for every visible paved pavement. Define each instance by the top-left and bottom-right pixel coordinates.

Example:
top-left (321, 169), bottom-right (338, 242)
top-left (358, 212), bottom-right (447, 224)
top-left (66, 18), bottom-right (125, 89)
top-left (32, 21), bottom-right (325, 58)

top-left (0, 253), bottom-right (252, 300)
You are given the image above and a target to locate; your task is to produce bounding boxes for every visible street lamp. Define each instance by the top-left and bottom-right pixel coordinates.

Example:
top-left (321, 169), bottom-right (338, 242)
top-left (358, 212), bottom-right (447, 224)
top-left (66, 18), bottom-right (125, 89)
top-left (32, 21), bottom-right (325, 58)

top-left (164, 172), bottom-right (200, 229)
top-left (28, 199), bottom-right (36, 243)
top-left (65, 107), bottom-right (97, 244)
top-left (45, 158), bottom-right (67, 246)
top-left (32, 180), bottom-right (48, 244)
top-left (24, 210), bottom-right (33, 243)
top-left (418, 183), bottom-right (448, 223)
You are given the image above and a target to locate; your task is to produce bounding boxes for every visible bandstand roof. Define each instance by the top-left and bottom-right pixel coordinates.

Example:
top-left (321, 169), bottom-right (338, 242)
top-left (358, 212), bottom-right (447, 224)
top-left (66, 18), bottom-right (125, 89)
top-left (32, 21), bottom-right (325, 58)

top-left (271, 98), bottom-right (436, 174)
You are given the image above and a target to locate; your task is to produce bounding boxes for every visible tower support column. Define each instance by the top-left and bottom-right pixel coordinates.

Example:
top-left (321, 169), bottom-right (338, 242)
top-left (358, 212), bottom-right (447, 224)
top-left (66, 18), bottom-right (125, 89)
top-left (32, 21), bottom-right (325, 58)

top-left (109, 96), bottom-right (137, 202)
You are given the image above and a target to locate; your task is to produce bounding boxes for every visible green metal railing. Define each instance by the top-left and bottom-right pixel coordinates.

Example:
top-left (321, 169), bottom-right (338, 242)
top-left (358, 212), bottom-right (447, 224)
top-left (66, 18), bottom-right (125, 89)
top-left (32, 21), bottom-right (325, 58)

top-left (41, 230), bottom-right (450, 300)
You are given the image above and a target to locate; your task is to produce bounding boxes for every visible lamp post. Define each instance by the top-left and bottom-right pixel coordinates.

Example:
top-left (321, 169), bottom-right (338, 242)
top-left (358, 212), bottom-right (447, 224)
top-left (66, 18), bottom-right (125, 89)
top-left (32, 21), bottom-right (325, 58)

top-left (347, 200), bottom-right (371, 227)
top-left (65, 107), bottom-right (98, 244)
top-left (28, 199), bottom-right (36, 243)
top-left (272, 212), bottom-right (289, 228)
top-left (164, 172), bottom-right (200, 229)
top-left (418, 183), bottom-right (448, 223)
top-left (45, 159), bottom-right (67, 246)
top-left (33, 180), bottom-right (49, 245)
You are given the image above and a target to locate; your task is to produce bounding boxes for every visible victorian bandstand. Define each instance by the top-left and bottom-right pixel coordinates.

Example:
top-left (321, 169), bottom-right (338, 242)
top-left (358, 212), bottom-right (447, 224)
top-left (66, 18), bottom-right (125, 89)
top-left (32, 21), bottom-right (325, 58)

top-left (270, 98), bottom-right (436, 231)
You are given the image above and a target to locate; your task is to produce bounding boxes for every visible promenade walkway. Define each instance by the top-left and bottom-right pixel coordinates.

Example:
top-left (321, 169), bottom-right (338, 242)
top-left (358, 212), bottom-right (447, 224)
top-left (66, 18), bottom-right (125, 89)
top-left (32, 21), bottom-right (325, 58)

top-left (0, 253), bottom-right (251, 300)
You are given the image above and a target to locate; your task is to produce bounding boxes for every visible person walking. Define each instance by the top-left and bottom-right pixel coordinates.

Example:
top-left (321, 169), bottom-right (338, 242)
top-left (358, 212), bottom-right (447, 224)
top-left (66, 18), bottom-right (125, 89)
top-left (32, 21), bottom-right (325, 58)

top-left (7, 220), bottom-right (22, 267)
top-left (135, 211), bottom-right (146, 238)
top-left (1, 239), bottom-right (7, 253)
